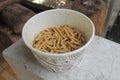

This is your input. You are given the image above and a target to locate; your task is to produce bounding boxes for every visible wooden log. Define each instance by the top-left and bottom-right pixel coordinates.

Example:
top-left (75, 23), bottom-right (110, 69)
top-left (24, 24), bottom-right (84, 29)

top-left (90, 2), bottom-right (107, 36)
top-left (0, 0), bottom-right (21, 11)
top-left (1, 3), bottom-right (36, 34)
top-left (0, 25), bottom-right (21, 43)
top-left (0, 31), bottom-right (12, 53)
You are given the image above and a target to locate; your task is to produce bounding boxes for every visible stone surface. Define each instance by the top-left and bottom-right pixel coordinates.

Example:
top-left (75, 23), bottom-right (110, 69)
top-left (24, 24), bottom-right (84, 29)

top-left (2, 36), bottom-right (120, 80)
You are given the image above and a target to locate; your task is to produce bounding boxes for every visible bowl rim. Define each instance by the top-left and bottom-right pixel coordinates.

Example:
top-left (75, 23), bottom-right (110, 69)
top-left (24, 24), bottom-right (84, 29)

top-left (22, 9), bottom-right (95, 57)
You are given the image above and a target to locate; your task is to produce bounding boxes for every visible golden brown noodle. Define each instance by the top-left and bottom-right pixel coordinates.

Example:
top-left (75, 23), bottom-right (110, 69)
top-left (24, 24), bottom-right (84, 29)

top-left (33, 25), bottom-right (86, 54)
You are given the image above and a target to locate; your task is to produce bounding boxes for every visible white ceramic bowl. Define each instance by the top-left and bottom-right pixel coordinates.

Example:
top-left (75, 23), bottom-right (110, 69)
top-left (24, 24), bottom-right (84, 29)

top-left (22, 9), bottom-right (95, 72)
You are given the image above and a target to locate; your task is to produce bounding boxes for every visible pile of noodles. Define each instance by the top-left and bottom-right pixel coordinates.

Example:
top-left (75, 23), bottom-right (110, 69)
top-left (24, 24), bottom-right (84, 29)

top-left (33, 25), bottom-right (86, 54)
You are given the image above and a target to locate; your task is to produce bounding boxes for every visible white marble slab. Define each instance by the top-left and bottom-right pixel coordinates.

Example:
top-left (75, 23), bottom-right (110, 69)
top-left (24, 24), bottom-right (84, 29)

top-left (2, 36), bottom-right (120, 80)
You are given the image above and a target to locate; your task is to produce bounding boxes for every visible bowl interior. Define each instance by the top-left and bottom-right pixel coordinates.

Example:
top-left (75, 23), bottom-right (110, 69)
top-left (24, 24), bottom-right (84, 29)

top-left (22, 9), bottom-right (94, 53)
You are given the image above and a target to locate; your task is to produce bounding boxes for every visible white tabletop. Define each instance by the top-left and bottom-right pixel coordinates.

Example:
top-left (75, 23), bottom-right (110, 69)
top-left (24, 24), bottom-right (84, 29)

top-left (3, 36), bottom-right (120, 80)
